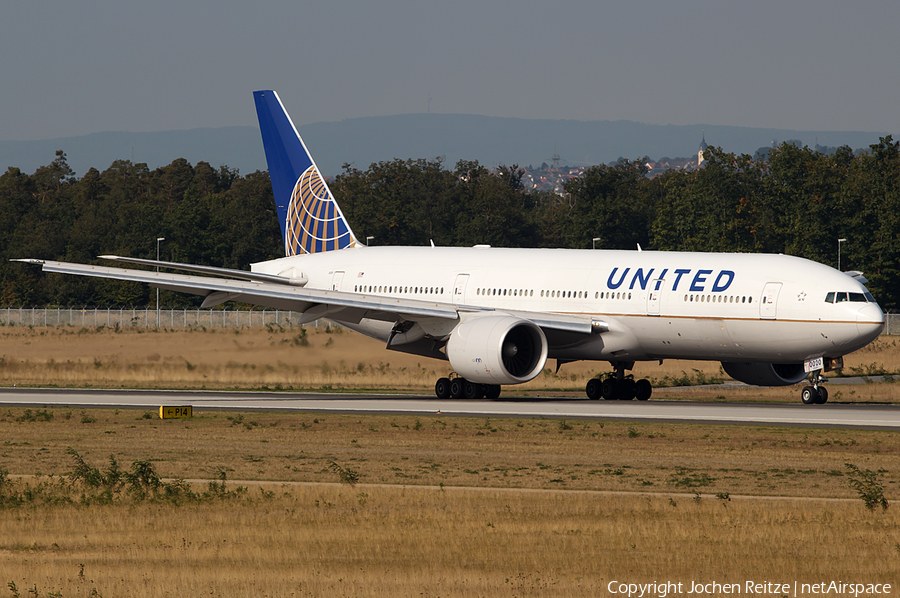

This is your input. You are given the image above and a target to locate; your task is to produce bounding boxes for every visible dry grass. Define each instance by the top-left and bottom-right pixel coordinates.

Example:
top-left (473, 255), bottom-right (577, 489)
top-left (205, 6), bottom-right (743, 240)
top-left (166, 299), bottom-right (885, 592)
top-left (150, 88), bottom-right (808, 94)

top-left (2, 408), bottom-right (899, 499)
top-left (1, 326), bottom-right (897, 399)
top-left (3, 328), bottom-right (900, 595)
top-left (2, 410), bottom-right (899, 596)
top-left (3, 485), bottom-right (899, 598)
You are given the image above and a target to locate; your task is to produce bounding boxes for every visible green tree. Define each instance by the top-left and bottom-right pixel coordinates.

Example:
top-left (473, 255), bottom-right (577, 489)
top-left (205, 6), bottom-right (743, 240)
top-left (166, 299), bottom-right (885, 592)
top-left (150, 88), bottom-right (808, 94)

top-left (565, 159), bottom-right (653, 250)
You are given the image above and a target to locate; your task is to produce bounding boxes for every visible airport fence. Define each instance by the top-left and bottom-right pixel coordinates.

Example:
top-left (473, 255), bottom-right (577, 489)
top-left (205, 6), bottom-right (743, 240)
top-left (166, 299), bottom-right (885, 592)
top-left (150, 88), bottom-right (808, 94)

top-left (1, 307), bottom-right (898, 334)
top-left (888, 314), bottom-right (900, 335)
top-left (0, 307), bottom-right (307, 329)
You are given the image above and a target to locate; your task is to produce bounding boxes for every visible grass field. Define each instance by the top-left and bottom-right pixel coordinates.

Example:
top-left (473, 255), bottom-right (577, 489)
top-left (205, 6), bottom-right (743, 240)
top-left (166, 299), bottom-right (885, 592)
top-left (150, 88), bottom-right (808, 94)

top-left (2, 408), bottom-right (900, 596)
top-left (4, 483), bottom-right (898, 597)
top-left (2, 327), bottom-right (899, 596)
top-left (1, 325), bottom-right (898, 399)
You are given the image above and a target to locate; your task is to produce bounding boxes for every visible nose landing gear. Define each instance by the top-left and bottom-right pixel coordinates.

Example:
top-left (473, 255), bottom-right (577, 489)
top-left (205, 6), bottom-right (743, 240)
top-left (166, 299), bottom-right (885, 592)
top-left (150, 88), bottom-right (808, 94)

top-left (801, 369), bottom-right (828, 404)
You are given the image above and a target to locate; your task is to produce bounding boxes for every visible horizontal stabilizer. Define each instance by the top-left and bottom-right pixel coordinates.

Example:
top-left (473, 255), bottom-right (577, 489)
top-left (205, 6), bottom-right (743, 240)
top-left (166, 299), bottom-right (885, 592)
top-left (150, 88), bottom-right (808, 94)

top-left (844, 270), bottom-right (868, 284)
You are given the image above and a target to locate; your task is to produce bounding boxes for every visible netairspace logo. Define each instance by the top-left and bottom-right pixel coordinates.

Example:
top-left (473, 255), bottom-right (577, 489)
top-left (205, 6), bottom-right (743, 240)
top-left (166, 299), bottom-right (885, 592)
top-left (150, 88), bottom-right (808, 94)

top-left (606, 580), bottom-right (893, 597)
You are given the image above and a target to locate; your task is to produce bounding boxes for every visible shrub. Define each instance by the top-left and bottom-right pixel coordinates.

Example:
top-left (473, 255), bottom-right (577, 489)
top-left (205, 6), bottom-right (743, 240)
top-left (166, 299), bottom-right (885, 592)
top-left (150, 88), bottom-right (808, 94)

top-left (845, 463), bottom-right (888, 511)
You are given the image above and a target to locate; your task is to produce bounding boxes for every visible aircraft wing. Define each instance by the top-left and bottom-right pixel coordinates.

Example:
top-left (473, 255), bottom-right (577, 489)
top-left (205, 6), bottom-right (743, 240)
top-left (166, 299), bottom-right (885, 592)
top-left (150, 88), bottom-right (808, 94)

top-left (15, 259), bottom-right (606, 336)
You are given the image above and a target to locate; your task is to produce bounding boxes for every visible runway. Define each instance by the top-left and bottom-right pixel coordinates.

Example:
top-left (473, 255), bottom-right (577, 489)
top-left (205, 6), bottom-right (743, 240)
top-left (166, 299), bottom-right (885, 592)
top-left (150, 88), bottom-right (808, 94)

top-left (2, 387), bottom-right (899, 430)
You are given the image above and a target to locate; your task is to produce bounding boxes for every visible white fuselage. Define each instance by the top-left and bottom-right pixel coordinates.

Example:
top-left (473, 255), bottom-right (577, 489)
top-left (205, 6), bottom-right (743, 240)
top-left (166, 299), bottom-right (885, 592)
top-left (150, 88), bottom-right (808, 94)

top-left (253, 246), bottom-right (884, 364)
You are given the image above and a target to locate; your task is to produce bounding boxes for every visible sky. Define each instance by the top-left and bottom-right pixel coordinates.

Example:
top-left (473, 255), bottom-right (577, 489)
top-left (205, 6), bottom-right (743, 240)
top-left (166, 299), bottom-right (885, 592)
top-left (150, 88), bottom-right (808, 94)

top-left (2, 0), bottom-right (898, 141)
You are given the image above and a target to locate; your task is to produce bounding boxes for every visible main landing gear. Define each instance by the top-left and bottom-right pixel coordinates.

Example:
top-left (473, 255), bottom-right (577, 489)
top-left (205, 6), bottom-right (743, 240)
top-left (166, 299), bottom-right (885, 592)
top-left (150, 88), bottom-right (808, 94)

top-left (801, 369), bottom-right (828, 404)
top-left (585, 362), bottom-right (652, 401)
top-left (435, 376), bottom-right (501, 400)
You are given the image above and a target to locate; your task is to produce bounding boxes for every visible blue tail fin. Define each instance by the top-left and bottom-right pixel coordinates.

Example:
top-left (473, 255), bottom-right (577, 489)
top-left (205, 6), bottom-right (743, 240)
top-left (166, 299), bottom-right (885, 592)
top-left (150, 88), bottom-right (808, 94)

top-left (253, 90), bottom-right (358, 256)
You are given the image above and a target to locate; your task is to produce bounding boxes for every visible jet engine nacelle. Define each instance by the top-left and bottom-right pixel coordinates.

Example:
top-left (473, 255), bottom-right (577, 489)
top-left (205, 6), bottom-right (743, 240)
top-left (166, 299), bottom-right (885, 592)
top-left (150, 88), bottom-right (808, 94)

top-left (446, 316), bottom-right (548, 385)
top-left (721, 362), bottom-right (808, 387)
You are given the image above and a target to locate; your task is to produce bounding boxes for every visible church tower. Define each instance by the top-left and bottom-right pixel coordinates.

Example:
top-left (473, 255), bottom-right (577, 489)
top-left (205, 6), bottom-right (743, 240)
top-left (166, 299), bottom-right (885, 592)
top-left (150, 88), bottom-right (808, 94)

top-left (698, 131), bottom-right (708, 167)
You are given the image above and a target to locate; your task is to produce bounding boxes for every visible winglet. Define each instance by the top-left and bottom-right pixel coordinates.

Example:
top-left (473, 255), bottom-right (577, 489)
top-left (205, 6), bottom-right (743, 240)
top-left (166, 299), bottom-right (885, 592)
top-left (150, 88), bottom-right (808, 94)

top-left (253, 90), bottom-right (358, 256)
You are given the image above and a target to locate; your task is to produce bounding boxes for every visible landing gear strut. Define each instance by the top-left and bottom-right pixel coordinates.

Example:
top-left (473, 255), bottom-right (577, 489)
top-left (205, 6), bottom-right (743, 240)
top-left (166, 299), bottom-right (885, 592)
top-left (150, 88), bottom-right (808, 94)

top-left (585, 362), bottom-right (652, 401)
top-left (435, 376), bottom-right (500, 400)
top-left (801, 369), bottom-right (828, 404)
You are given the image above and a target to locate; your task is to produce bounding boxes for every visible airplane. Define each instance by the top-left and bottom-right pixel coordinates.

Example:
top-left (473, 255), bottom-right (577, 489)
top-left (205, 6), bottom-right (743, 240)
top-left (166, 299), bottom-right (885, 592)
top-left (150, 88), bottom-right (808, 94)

top-left (15, 90), bottom-right (885, 404)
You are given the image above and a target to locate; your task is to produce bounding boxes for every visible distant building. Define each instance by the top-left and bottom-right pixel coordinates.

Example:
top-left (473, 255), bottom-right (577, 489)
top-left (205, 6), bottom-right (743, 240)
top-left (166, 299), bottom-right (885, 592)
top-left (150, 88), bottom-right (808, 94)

top-left (698, 132), bottom-right (708, 167)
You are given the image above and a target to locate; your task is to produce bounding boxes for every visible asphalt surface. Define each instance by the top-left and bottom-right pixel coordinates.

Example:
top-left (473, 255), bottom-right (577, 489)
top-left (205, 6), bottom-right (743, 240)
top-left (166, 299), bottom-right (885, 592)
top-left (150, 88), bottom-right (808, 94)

top-left (1, 387), bottom-right (898, 430)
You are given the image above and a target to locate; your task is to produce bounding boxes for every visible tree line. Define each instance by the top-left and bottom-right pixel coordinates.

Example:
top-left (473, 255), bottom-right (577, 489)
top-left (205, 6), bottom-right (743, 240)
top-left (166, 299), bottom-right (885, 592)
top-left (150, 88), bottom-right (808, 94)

top-left (1, 136), bottom-right (897, 310)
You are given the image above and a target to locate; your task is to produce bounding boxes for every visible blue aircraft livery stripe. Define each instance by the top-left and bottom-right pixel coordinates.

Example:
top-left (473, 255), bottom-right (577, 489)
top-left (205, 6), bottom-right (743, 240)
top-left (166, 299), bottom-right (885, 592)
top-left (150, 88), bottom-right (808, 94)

top-left (253, 90), bottom-right (357, 256)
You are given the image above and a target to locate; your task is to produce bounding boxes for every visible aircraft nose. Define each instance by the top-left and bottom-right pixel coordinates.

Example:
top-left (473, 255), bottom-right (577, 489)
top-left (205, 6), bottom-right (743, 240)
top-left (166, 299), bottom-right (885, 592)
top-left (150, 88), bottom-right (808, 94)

top-left (857, 304), bottom-right (885, 339)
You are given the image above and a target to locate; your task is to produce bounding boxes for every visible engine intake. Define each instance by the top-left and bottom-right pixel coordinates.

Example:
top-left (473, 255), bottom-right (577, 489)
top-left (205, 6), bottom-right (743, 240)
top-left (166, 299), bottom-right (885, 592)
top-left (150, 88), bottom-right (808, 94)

top-left (721, 362), bottom-right (807, 387)
top-left (446, 316), bottom-right (548, 385)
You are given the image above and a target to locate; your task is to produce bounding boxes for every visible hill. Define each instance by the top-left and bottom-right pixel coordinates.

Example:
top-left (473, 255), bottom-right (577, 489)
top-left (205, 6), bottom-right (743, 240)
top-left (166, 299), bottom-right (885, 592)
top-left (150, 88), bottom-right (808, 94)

top-left (0, 115), bottom-right (890, 177)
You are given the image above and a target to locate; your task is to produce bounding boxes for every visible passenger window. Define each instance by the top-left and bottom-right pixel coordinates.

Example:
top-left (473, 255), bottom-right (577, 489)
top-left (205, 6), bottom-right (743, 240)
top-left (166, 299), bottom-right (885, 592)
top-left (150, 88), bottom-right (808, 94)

top-left (825, 292), bottom-right (834, 303)
top-left (835, 292), bottom-right (848, 302)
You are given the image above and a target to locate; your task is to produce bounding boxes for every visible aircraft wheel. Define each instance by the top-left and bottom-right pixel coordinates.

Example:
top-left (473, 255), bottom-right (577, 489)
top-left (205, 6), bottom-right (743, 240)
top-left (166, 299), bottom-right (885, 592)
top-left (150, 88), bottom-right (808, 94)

top-left (435, 377), bottom-right (451, 400)
top-left (801, 386), bottom-right (818, 405)
top-left (620, 378), bottom-right (637, 400)
top-left (601, 378), bottom-right (617, 400)
top-left (485, 384), bottom-right (501, 399)
top-left (463, 381), bottom-right (484, 400)
top-left (450, 378), bottom-right (465, 400)
top-left (635, 379), bottom-right (652, 401)
top-left (816, 386), bottom-right (828, 404)
top-left (586, 378), bottom-right (602, 400)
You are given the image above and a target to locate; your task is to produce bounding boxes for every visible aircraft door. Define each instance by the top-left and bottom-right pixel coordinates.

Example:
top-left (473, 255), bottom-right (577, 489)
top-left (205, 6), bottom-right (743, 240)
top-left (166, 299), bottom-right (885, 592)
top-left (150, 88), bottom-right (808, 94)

top-left (647, 278), bottom-right (664, 315)
top-left (453, 274), bottom-right (470, 304)
top-left (760, 282), bottom-right (781, 319)
top-left (331, 271), bottom-right (345, 291)
top-left (647, 289), bottom-right (661, 315)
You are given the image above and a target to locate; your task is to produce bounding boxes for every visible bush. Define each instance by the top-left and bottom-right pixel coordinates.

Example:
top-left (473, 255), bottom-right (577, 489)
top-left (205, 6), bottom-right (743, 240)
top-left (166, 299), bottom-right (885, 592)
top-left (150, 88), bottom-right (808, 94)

top-left (845, 463), bottom-right (888, 511)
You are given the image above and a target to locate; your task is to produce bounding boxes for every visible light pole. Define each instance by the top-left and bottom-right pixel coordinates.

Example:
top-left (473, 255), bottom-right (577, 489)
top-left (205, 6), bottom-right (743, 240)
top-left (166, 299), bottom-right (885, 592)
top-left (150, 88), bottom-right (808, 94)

top-left (838, 238), bottom-right (847, 272)
top-left (592, 237), bottom-right (601, 250)
top-left (366, 236), bottom-right (374, 246)
top-left (156, 237), bottom-right (165, 326)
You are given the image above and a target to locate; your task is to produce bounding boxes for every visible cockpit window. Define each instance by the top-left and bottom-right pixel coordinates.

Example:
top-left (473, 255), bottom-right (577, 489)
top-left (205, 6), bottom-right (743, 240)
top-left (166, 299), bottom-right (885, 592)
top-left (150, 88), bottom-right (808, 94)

top-left (825, 290), bottom-right (877, 304)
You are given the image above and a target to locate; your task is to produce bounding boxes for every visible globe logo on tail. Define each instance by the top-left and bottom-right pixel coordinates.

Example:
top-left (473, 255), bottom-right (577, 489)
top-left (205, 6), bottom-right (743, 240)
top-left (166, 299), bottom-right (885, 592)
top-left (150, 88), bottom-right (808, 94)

top-left (285, 165), bottom-right (355, 255)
